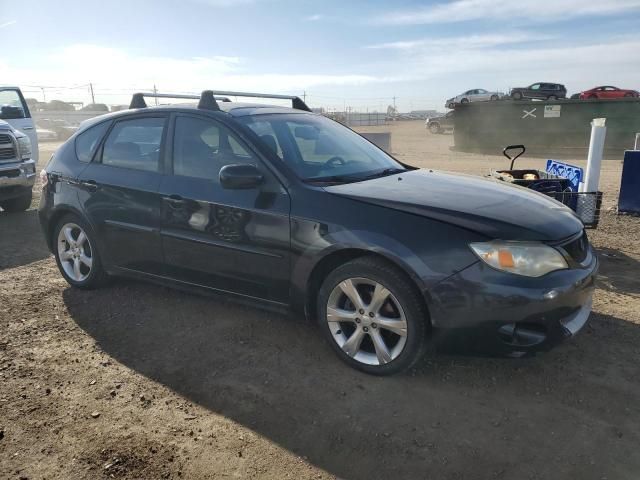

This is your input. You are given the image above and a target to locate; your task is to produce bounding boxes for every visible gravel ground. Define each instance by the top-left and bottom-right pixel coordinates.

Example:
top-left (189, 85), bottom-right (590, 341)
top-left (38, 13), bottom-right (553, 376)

top-left (1, 124), bottom-right (639, 479)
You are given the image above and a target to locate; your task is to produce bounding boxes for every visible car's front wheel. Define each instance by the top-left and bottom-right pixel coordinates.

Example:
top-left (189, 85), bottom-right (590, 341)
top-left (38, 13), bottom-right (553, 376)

top-left (318, 257), bottom-right (428, 375)
top-left (512, 92), bottom-right (523, 100)
top-left (53, 214), bottom-right (108, 289)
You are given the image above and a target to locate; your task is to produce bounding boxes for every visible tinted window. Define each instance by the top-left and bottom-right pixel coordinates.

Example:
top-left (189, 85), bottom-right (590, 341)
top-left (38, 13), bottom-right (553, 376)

top-left (101, 117), bottom-right (164, 172)
top-left (173, 116), bottom-right (257, 180)
top-left (75, 121), bottom-right (110, 163)
top-left (530, 84), bottom-right (540, 90)
top-left (0, 89), bottom-right (27, 120)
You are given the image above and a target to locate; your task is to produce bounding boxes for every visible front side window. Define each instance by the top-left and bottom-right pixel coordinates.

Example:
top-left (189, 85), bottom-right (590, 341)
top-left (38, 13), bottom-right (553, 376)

top-left (0, 89), bottom-right (27, 120)
top-left (530, 84), bottom-right (540, 90)
top-left (239, 113), bottom-right (406, 183)
top-left (101, 117), bottom-right (165, 172)
top-left (173, 115), bottom-right (257, 180)
top-left (75, 121), bottom-right (110, 163)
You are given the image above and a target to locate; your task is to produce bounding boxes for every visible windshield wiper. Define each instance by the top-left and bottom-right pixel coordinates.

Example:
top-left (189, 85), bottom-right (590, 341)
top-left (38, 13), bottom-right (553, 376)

top-left (359, 167), bottom-right (406, 180)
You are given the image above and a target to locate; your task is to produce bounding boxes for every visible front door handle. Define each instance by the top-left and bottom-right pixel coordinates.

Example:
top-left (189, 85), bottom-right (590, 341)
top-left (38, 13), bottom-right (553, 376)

top-left (164, 194), bottom-right (186, 207)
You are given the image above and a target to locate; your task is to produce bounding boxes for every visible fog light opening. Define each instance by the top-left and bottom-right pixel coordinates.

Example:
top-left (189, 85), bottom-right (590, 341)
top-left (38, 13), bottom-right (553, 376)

top-left (498, 323), bottom-right (547, 347)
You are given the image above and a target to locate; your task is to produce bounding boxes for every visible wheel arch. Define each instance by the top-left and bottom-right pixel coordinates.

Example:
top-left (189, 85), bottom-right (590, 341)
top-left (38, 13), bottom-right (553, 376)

top-left (303, 248), bottom-right (431, 325)
top-left (45, 205), bottom-right (94, 252)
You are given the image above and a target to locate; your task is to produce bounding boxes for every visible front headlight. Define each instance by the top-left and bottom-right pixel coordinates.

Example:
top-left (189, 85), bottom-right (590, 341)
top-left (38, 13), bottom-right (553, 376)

top-left (16, 135), bottom-right (32, 160)
top-left (469, 241), bottom-right (568, 277)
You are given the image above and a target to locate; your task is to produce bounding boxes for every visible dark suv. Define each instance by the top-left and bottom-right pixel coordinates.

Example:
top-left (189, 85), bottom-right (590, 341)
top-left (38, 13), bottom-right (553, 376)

top-left (510, 83), bottom-right (567, 100)
top-left (39, 90), bottom-right (596, 375)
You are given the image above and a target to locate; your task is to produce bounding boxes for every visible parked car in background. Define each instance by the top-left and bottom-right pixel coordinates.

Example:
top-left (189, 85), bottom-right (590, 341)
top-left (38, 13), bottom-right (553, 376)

top-left (37, 118), bottom-right (78, 141)
top-left (39, 89), bottom-right (596, 375)
top-left (445, 89), bottom-right (502, 108)
top-left (426, 111), bottom-right (454, 134)
top-left (579, 86), bottom-right (639, 100)
top-left (510, 83), bottom-right (567, 100)
top-left (0, 119), bottom-right (36, 212)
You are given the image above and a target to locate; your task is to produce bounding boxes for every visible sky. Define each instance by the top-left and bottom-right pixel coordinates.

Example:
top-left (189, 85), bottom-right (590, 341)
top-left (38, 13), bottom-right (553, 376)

top-left (1, 0), bottom-right (640, 112)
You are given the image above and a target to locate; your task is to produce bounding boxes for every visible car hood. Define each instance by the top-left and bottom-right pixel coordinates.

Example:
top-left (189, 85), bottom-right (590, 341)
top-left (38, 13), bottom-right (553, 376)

top-left (324, 169), bottom-right (583, 241)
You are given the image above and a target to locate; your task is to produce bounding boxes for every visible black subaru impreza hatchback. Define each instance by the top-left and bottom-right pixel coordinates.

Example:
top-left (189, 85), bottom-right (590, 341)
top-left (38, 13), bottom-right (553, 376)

top-left (38, 90), bottom-right (597, 375)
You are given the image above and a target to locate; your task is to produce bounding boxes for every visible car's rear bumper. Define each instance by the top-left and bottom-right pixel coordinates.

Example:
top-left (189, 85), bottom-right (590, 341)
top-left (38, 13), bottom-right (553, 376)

top-left (0, 160), bottom-right (36, 201)
top-left (426, 252), bottom-right (598, 355)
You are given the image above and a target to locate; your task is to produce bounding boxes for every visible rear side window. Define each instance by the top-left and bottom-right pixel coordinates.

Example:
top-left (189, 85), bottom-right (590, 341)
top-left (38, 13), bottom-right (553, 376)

top-left (75, 122), bottom-right (110, 163)
top-left (101, 117), bottom-right (165, 172)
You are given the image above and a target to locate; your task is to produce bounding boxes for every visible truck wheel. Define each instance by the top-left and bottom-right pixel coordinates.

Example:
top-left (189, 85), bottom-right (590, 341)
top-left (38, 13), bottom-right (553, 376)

top-left (1, 191), bottom-right (32, 212)
top-left (512, 92), bottom-right (523, 100)
top-left (547, 95), bottom-right (557, 101)
top-left (428, 123), bottom-right (441, 134)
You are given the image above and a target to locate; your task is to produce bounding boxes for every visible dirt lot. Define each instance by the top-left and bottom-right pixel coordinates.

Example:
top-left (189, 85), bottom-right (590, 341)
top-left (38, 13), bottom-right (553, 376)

top-left (1, 122), bottom-right (639, 479)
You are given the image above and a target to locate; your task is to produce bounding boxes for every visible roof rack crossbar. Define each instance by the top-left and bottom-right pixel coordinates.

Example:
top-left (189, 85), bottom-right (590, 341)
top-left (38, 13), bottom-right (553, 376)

top-left (129, 89), bottom-right (311, 112)
top-left (128, 91), bottom-right (230, 110)
top-left (203, 90), bottom-right (312, 112)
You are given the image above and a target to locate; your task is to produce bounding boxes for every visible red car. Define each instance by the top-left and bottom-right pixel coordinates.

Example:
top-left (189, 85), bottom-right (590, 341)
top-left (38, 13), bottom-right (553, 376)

top-left (579, 85), bottom-right (639, 100)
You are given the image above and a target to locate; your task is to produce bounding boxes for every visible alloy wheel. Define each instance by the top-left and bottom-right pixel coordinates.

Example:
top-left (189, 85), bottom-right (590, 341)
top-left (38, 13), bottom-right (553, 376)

top-left (57, 223), bottom-right (93, 282)
top-left (326, 277), bottom-right (408, 366)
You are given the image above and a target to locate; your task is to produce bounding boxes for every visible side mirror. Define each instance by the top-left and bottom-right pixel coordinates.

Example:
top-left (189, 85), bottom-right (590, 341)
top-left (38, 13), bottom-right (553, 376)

top-left (219, 164), bottom-right (264, 189)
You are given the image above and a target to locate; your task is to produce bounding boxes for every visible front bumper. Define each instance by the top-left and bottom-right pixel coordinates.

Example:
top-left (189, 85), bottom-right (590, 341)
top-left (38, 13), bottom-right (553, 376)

top-left (427, 252), bottom-right (598, 355)
top-left (0, 160), bottom-right (36, 201)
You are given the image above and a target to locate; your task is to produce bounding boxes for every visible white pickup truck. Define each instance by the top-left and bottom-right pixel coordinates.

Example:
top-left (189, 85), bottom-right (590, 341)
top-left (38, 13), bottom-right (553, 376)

top-left (0, 86), bottom-right (38, 212)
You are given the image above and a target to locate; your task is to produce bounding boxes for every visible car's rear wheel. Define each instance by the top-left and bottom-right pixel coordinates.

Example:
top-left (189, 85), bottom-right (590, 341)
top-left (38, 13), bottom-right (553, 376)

top-left (547, 95), bottom-right (557, 101)
top-left (589, 94), bottom-right (598, 99)
top-left (317, 257), bottom-right (428, 375)
top-left (624, 92), bottom-right (635, 97)
top-left (490, 95), bottom-right (499, 101)
top-left (53, 214), bottom-right (107, 289)
top-left (1, 191), bottom-right (32, 212)
top-left (428, 122), bottom-right (441, 134)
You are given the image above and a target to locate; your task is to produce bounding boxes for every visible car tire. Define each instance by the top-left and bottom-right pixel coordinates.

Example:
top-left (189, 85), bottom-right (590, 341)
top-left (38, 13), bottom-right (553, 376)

top-left (428, 123), bottom-right (441, 134)
top-left (490, 95), bottom-right (498, 101)
top-left (624, 92), bottom-right (635, 97)
top-left (460, 98), bottom-right (469, 104)
top-left (547, 95), bottom-right (557, 101)
top-left (589, 94), bottom-right (598, 99)
top-left (53, 214), bottom-right (108, 289)
top-left (317, 256), bottom-right (428, 376)
top-left (512, 92), bottom-right (523, 100)
top-left (1, 191), bottom-right (32, 212)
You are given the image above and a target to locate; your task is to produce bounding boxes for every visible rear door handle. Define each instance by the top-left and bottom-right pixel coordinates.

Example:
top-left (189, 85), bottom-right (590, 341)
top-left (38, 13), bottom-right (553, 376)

top-left (81, 180), bottom-right (98, 192)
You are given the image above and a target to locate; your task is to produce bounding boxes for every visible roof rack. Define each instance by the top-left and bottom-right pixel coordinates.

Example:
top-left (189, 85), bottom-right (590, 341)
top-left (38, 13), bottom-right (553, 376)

top-left (129, 90), bottom-right (312, 112)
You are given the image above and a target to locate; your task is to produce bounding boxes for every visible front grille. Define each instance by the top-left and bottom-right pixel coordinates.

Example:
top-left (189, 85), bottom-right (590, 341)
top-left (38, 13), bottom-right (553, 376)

top-left (0, 134), bottom-right (12, 144)
top-left (0, 147), bottom-right (16, 161)
top-left (561, 231), bottom-right (589, 264)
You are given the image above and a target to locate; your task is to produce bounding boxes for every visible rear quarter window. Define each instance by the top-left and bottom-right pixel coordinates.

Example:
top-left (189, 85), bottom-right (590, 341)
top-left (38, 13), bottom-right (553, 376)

top-left (75, 121), bottom-right (111, 163)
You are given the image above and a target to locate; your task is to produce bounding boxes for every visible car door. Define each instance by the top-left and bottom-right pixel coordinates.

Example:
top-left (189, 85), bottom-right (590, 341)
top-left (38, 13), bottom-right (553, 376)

top-left (77, 114), bottom-right (167, 274)
top-left (476, 89), bottom-right (489, 101)
top-left (159, 113), bottom-right (291, 304)
top-left (528, 83), bottom-right (541, 99)
top-left (0, 87), bottom-right (39, 163)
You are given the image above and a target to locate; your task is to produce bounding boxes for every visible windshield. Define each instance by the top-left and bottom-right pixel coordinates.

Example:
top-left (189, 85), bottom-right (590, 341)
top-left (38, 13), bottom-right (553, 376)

top-left (238, 113), bottom-right (406, 183)
top-left (0, 89), bottom-right (27, 120)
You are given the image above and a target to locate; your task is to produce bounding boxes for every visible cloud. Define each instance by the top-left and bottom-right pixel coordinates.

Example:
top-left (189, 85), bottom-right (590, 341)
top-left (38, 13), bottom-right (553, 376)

top-left (366, 32), bottom-right (552, 50)
top-left (304, 14), bottom-right (323, 21)
top-left (1, 44), bottom-right (387, 104)
top-left (0, 20), bottom-right (17, 28)
top-left (372, 0), bottom-right (640, 25)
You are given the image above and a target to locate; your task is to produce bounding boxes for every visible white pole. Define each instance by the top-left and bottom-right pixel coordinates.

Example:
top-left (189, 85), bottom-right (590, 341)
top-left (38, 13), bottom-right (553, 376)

top-left (578, 118), bottom-right (606, 224)
top-left (581, 118), bottom-right (606, 193)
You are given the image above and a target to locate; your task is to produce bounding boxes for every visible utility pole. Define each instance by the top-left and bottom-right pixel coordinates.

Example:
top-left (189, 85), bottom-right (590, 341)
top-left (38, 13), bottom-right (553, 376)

top-left (89, 83), bottom-right (95, 105)
top-left (41, 87), bottom-right (46, 102)
top-left (153, 84), bottom-right (158, 105)
top-left (303, 90), bottom-right (306, 104)
top-left (393, 96), bottom-right (397, 120)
